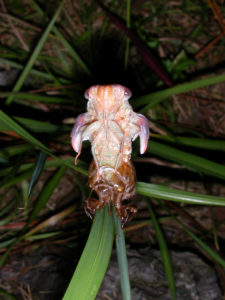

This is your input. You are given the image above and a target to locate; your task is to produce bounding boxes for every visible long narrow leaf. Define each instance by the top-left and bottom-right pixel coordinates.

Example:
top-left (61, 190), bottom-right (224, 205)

top-left (154, 135), bottom-right (225, 151)
top-left (15, 116), bottom-right (59, 133)
top-left (0, 57), bottom-right (70, 83)
top-left (95, 0), bottom-right (172, 86)
top-left (29, 0), bottom-right (91, 75)
top-left (28, 151), bottom-right (47, 196)
top-left (113, 208), bottom-right (131, 300)
top-left (29, 165), bottom-right (66, 223)
top-left (63, 206), bottom-right (114, 300)
top-left (149, 140), bottom-right (225, 180)
top-left (131, 73), bottom-right (225, 110)
top-left (6, 0), bottom-right (65, 105)
top-left (0, 111), bottom-right (87, 174)
top-left (0, 110), bottom-right (51, 154)
top-left (0, 92), bottom-right (73, 104)
top-left (137, 182), bottom-right (225, 206)
top-left (158, 200), bottom-right (225, 268)
top-left (146, 201), bottom-right (176, 300)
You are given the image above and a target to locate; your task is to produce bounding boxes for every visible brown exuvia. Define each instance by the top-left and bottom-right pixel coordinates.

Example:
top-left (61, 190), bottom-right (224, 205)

top-left (71, 84), bottom-right (150, 226)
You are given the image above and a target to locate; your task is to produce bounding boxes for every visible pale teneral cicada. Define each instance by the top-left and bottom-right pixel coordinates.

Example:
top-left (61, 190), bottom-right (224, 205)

top-left (71, 84), bottom-right (149, 226)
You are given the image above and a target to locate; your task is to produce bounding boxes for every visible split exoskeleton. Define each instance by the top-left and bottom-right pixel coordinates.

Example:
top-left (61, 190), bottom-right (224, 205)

top-left (71, 84), bottom-right (149, 225)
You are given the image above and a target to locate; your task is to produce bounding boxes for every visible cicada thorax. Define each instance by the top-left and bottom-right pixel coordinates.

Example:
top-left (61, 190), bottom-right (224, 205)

top-left (85, 158), bottom-right (137, 226)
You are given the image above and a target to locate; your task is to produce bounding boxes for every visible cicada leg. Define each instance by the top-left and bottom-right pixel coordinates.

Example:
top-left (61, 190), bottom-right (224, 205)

top-left (131, 113), bottom-right (150, 154)
top-left (114, 197), bottom-right (137, 227)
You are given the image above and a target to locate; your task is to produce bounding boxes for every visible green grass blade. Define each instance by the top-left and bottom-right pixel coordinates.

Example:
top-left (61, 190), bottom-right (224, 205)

top-left (28, 151), bottom-right (47, 196)
top-left (137, 182), bottom-right (225, 206)
top-left (0, 57), bottom-right (70, 83)
top-left (158, 201), bottom-right (225, 268)
top-left (15, 116), bottom-right (59, 133)
top-left (131, 73), bottom-right (225, 111)
top-left (146, 201), bottom-right (176, 300)
top-left (149, 140), bottom-right (225, 180)
top-left (0, 110), bottom-right (51, 154)
top-left (0, 169), bottom-right (34, 189)
top-left (0, 91), bottom-right (73, 104)
top-left (6, 0), bottom-right (65, 105)
top-left (113, 208), bottom-right (131, 300)
top-left (0, 144), bottom-right (32, 157)
top-left (29, 165), bottom-right (66, 223)
top-left (29, 0), bottom-right (91, 75)
top-left (63, 206), bottom-right (114, 300)
top-left (0, 111), bottom-right (88, 175)
top-left (154, 135), bottom-right (225, 151)
top-left (124, 0), bottom-right (131, 69)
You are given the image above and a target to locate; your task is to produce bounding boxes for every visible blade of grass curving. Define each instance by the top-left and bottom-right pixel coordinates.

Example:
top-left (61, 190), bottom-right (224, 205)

top-left (15, 117), bottom-right (59, 133)
top-left (29, 0), bottom-right (91, 75)
top-left (0, 57), bottom-right (55, 81)
top-left (29, 165), bottom-right (66, 223)
top-left (63, 206), bottom-right (114, 300)
top-left (124, 0), bottom-right (131, 69)
top-left (158, 200), bottom-right (225, 268)
top-left (149, 140), bottom-right (225, 180)
top-left (24, 205), bottom-right (76, 238)
top-left (0, 110), bottom-right (51, 154)
top-left (136, 182), bottom-right (225, 206)
top-left (6, 0), bottom-right (65, 105)
top-left (0, 157), bottom-right (87, 178)
top-left (0, 144), bottom-right (32, 157)
top-left (112, 208), bottom-right (131, 300)
top-left (0, 169), bottom-right (34, 189)
top-left (0, 111), bottom-right (88, 175)
top-left (0, 166), bottom-right (67, 266)
top-left (146, 200), bottom-right (176, 300)
top-left (0, 91), bottom-right (73, 104)
top-left (154, 135), bottom-right (225, 151)
top-left (25, 231), bottom-right (63, 241)
top-left (28, 151), bottom-right (47, 197)
top-left (95, 0), bottom-right (172, 86)
top-left (131, 72), bottom-right (225, 111)
top-left (209, 207), bottom-right (219, 250)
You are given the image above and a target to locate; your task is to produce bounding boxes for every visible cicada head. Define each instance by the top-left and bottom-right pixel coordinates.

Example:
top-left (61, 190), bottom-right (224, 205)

top-left (84, 84), bottom-right (132, 119)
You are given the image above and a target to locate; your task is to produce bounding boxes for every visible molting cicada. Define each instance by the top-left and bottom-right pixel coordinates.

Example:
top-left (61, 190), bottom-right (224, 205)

top-left (71, 84), bottom-right (149, 225)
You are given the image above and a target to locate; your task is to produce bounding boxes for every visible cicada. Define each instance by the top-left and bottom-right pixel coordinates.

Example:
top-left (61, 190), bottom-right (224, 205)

top-left (71, 84), bottom-right (149, 225)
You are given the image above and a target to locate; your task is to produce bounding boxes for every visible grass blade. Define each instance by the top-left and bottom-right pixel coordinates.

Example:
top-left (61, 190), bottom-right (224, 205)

top-left (158, 200), bottom-right (225, 268)
top-left (131, 73), bottom-right (225, 110)
top-left (6, 0), bottom-right (65, 105)
top-left (0, 166), bottom-right (67, 267)
top-left (149, 140), bottom-right (225, 180)
top-left (154, 135), bottom-right (225, 151)
top-left (28, 151), bottom-right (47, 196)
top-left (0, 57), bottom-right (70, 83)
top-left (63, 206), bottom-right (114, 300)
top-left (137, 182), bottom-right (225, 206)
top-left (15, 116), bottom-right (59, 133)
top-left (0, 91), bottom-right (73, 104)
top-left (95, 0), bottom-right (172, 86)
top-left (113, 208), bottom-right (131, 300)
top-left (146, 200), bottom-right (176, 300)
top-left (29, 0), bottom-right (91, 75)
top-left (0, 110), bottom-right (51, 154)
top-left (29, 165), bottom-right (66, 223)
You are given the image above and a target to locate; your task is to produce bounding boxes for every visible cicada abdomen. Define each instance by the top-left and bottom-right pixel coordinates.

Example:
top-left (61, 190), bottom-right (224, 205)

top-left (86, 159), bottom-right (137, 225)
top-left (71, 84), bottom-right (149, 225)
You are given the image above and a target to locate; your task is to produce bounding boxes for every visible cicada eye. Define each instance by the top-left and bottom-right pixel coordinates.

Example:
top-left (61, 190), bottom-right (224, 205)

top-left (124, 87), bottom-right (132, 99)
